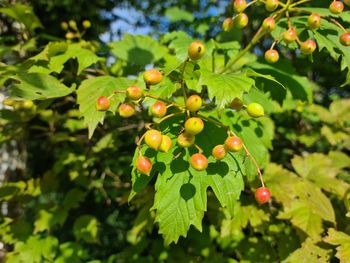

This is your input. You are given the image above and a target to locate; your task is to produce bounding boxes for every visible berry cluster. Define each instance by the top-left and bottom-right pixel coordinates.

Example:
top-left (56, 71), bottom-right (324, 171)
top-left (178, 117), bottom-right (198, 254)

top-left (95, 41), bottom-right (270, 205)
top-left (223, 0), bottom-right (350, 64)
top-left (61, 19), bottom-right (91, 40)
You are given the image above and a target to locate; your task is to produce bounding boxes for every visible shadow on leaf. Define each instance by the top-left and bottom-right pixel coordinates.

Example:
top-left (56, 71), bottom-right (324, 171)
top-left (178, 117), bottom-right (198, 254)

top-left (180, 183), bottom-right (196, 201)
top-left (207, 161), bottom-right (229, 177)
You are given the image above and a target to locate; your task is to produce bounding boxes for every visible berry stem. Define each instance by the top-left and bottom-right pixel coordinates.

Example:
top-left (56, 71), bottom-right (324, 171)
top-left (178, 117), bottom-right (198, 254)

top-left (289, 7), bottom-right (347, 32)
top-left (286, 11), bottom-right (292, 29)
top-left (180, 58), bottom-right (190, 105)
top-left (154, 112), bottom-right (184, 125)
top-left (144, 93), bottom-right (183, 108)
top-left (194, 144), bottom-right (204, 153)
top-left (219, 5), bottom-right (288, 74)
top-left (136, 133), bottom-right (146, 155)
top-left (246, 0), bottom-right (258, 8)
top-left (270, 40), bottom-right (278, 49)
top-left (289, 0), bottom-right (311, 8)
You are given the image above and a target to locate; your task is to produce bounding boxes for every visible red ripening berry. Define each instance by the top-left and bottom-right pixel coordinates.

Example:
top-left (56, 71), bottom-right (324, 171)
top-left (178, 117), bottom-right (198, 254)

top-left (126, 86), bottom-right (143, 100)
top-left (300, 40), bottom-right (317, 55)
top-left (329, 1), bottom-right (344, 14)
top-left (234, 13), bottom-right (249, 29)
top-left (224, 136), bottom-right (243, 152)
top-left (283, 28), bottom-right (297, 44)
top-left (307, 13), bottom-right (321, 29)
top-left (212, 145), bottom-right (227, 160)
top-left (255, 187), bottom-right (271, 204)
top-left (136, 156), bottom-right (152, 176)
top-left (118, 103), bottom-right (135, 118)
top-left (143, 69), bottom-right (163, 85)
top-left (262, 17), bottom-right (276, 32)
top-left (150, 101), bottom-right (167, 118)
top-left (96, 96), bottom-right (110, 111)
top-left (190, 153), bottom-right (208, 171)
top-left (264, 49), bottom-right (279, 64)
top-left (339, 32), bottom-right (350, 46)
top-left (233, 0), bottom-right (247, 13)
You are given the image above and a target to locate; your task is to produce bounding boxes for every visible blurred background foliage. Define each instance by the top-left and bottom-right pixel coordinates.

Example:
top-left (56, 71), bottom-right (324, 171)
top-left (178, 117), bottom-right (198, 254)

top-left (0, 0), bottom-right (350, 262)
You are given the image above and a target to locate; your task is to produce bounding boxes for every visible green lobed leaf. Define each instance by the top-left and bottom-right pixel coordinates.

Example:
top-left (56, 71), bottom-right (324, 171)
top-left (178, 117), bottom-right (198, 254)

top-left (6, 235), bottom-right (58, 263)
top-left (250, 60), bottom-right (314, 103)
top-left (167, 31), bottom-right (194, 61)
top-left (291, 153), bottom-right (349, 197)
top-left (324, 228), bottom-right (350, 263)
top-left (198, 69), bottom-right (255, 109)
top-left (109, 34), bottom-right (168, 66)
top-left (212, 110), bottom-right (274, 180)
top-left (245, 68), bottom-right (286, 105)
top-left (282, 238), bottom-right (331, 263)
top-left (9, 73), bottom-right (73, 100)
top-left (76, 76), bottom-right (134, 138)
top-left (29, 43), bottom-right (100, 75)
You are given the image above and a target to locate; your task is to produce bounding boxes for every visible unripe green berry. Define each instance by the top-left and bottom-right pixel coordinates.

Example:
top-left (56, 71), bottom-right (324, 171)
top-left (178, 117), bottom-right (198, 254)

top-left (307, 13), bottom-right (321, 29)
top-left (186, 95), bottom-right (202, 112)
top-left (222, 18), bottom-right (234, 32)
top-left (82, 20), bottom-right (91, 29)
top-left (61, 21), bottom-right (68, 31)
top-left (262, 17), bottom-right (276, 32)
top-left (65, 32), bottom-right (75, 39)
top-left (159, 135), bottom-right (173, 153)
top-left (247, 102), bottom-right (264, 117)
top-left (68, 20), bottom-right (77, 30)
top-left (3, 99), bottom-right (15, 106)
top-left (234, 13), bottom-right (249, 29)
top-left (265, 0), bottom-right (279, 12)
top-left (143, 69), bottom-right (163, 85)
top-left (144, 129), bottom-right (162, 150)
top-left (184, 117), bottom-right (204, 135)
top-left (188, 41), bottom-right (206, 60)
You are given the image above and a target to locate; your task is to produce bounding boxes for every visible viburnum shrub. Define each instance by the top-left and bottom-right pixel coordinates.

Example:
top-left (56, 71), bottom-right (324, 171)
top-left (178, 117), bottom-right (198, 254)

top-left (1, 0), bottom-right (350, 249)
